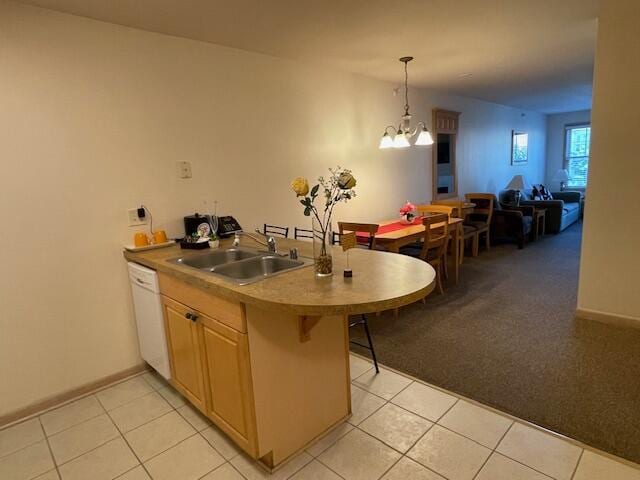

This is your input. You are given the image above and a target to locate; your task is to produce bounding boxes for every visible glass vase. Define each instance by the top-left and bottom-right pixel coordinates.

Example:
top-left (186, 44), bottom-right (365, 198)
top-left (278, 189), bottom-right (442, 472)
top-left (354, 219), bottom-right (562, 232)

top-left (312, 216), bottom-right (333, 277)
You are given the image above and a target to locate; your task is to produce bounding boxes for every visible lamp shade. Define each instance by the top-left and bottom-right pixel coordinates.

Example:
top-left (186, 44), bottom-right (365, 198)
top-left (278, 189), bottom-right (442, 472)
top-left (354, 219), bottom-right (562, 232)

top-left (379, 133), bottom-right (394, 149)
top-left (393, 131), bottom-right (410, 148)
top-left (414, 128), bottom-right (434, 146)
top-left (552, 169), bottom-right (570, 182)
top-left (505, 174), bottom-right (528, 191)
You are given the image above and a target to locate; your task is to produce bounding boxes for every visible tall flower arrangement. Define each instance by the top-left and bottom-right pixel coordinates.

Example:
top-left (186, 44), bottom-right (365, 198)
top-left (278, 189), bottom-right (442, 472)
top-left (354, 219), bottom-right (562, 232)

top-left (291, 167), bottom-right (357, 276)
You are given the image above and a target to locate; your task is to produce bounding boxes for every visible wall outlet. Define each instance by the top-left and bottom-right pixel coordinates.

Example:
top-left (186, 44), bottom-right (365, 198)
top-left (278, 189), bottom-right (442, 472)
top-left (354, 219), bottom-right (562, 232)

top-left (127, 208), bottom-right (147, 226)
top-left (177, 161), bottom-right (192, 179)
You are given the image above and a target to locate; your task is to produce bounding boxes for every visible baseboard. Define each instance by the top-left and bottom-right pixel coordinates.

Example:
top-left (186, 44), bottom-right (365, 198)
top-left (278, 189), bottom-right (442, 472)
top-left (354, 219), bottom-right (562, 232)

top-left (575, 308), bottom-right (640, 330)
top-left (0, 363), bottom-right (148, 429)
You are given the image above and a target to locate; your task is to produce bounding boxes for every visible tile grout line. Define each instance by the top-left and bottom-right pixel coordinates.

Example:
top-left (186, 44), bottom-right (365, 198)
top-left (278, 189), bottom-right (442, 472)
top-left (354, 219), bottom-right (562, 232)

top-left (37, 396), bottom-right (107, 440)
top-left (96, 390), bottom-right (157, 479)
top-left (489, 450), bottom-right (558, 479)
top-left (195, 460), bottom-right (247, 480)
top-left (490, 421), bottom-right (580, 480)
top-left (36, 415), bottom-right (62, 480)
top-left (570, 449), bottom-right (586, 480)
top-left (37, 374), bottom-right (157, 441)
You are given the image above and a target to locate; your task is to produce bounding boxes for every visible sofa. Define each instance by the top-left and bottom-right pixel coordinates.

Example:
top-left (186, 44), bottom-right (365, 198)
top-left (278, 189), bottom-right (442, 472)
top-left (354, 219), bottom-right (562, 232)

top-left (467, 194), bottom-right (534, 249)
top-left (499, 190), bottom-right (581, 234)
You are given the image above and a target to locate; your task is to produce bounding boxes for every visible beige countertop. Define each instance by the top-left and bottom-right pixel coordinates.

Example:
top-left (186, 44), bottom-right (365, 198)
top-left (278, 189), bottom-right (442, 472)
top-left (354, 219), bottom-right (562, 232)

top-left (123, 237), bottom-right (436, 316)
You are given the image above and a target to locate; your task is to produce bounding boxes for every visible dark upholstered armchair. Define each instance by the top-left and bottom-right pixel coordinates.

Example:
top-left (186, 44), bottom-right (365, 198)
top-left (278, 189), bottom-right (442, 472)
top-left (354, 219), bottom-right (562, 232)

top-left (472, 194), bottom-right (533, 249)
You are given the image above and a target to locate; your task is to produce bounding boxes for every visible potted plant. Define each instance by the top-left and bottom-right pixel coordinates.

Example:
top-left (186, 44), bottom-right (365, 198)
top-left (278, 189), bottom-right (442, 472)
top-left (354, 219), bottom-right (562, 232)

top-left (291, 167), bottom-right (357, 277)
top-left (399, 201), bottom-right (416, 224)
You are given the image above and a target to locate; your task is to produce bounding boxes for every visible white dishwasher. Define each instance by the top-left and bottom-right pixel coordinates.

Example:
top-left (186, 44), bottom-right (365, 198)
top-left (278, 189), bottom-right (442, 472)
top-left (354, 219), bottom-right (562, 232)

top-left (128, 262), bottom-right (171, 380)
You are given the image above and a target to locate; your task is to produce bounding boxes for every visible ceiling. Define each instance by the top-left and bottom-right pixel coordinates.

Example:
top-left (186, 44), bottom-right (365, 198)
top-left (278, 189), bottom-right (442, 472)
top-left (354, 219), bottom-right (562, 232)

top-left (17, 0), bottom-right (599, 114)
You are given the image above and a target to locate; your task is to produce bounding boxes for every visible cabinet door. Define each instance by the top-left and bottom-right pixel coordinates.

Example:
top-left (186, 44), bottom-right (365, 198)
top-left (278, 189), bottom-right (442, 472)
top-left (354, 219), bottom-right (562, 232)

top-left (200, 316), bottom-right (256, 450)
top-left (162, 296), bottom-right (206, 411)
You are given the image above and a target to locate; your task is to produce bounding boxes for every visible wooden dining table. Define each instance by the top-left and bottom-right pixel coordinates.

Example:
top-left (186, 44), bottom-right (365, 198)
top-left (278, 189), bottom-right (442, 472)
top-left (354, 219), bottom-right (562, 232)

top-left (369, 216), bottom-right (465, 285)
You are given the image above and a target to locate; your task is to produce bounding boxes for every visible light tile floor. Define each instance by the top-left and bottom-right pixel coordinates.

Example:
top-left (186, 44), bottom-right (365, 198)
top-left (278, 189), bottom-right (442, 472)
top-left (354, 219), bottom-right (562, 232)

top-left (2, 354), bottom-right (640, 480)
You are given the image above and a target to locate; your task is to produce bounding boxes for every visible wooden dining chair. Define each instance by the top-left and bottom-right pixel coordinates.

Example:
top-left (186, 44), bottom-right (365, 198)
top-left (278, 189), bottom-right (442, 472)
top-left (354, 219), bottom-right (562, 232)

top-left (464, 193), bottom-right (494, 254)
top-left (338, 222), bottom-right (379, 250)
top-left (416, 205), bottom-right (455, 278)
top-left (430, 201), bottom-right (477, 263)
top-left (263, 224), bottom-right (289, 238)
top-left (294, 227), bottom-right (313, 240)
top-left (337, 221), bottom-right (380, 373)
top-left (400, 213), bottom-right (449, 295)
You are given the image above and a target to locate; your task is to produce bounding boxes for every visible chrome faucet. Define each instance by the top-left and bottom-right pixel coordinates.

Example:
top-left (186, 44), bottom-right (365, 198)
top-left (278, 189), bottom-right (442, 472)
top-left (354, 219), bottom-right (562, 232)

top-left (233, 229), bottom-right (277, 254)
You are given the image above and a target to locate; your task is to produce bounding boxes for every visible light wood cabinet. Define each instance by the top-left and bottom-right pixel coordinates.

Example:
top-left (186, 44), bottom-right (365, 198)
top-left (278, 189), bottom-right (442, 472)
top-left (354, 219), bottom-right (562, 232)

top-left (162, 296), bottom-right (206, 411)
top-left (161, 292), bottom-right (258, 456)
top-left (200, 316), bottom-right (256, 452)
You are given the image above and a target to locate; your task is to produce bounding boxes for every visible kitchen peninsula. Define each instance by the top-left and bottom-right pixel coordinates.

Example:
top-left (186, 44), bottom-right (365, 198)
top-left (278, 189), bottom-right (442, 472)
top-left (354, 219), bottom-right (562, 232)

top-left (124, 236), bottom-right (435, 471)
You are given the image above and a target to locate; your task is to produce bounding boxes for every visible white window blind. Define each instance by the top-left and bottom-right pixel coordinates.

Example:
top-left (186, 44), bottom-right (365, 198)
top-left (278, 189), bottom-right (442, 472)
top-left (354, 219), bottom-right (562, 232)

top-left (564, 124), bottom-right (591, 188)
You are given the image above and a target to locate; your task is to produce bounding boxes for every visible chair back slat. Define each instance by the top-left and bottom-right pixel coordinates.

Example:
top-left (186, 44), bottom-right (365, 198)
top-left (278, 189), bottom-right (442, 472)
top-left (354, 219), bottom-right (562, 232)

top-left (294, 227), bottom-right (313, 240)
top-left (263, 224), bottom-right (289, 238)
top-left (338, 222), bottom-right (379, 250)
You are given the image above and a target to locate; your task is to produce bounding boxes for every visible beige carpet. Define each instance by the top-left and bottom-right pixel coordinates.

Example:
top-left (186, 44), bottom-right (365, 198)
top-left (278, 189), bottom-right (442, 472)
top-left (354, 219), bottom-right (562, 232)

top-left (350, 223), bottom-right (640, 464)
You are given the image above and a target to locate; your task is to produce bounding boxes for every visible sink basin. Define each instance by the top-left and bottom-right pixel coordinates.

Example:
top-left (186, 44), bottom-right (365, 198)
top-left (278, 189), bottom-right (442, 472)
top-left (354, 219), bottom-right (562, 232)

top-left (169, 248), bottom-right (312, 285)
top-left (171, 248), bottom-right (259, 270)
top-left (213, 256), bottom-right (306, 284)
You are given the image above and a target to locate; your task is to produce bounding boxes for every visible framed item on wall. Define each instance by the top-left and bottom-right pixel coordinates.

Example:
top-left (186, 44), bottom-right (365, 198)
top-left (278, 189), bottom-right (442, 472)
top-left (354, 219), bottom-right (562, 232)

top-left (511, 131), bottom-right (528, 165)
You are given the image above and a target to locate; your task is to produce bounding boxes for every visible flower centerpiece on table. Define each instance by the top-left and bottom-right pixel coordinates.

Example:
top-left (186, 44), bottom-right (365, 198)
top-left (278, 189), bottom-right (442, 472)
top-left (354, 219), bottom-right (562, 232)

top-left (291, 167), bottom-right (357, 277)
top-left (399, 201), bottom-right (416, 224)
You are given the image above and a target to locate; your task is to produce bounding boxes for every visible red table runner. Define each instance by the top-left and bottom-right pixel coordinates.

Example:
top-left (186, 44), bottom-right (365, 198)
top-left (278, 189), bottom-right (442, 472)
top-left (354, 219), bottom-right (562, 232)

top-left (356, 218), bottom-right (423, 238)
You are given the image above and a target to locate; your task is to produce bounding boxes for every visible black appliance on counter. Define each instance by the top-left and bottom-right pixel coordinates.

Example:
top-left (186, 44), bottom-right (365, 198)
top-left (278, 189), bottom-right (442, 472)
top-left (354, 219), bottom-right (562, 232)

top-left (184, 213), bottom-right (214, 238)
top-left (183, 213), bottom-right (242, 238)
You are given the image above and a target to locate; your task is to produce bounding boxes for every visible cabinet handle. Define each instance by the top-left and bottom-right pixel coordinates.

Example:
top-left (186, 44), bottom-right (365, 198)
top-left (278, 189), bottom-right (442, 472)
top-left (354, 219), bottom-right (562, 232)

top-left (190, 314), bottom-right (198, 322)
top-left (185, 312), bottom-right (192, 320)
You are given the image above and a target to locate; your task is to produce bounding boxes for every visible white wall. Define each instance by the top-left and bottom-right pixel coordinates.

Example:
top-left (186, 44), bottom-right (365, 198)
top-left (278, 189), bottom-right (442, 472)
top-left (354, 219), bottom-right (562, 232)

top-left (578, 0), bottom-right (640, 322)
top-left (0, 1), bottom-right (546, 416)
top-left (545, 110), bottom-right (591, 190)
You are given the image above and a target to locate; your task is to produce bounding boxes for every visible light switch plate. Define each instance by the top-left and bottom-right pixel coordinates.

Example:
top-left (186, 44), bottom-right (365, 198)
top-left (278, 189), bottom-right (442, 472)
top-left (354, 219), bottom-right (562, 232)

top-left (127, 208), bottom-right (147, 226)
top-left (177, 161), bottom-right (192, 179)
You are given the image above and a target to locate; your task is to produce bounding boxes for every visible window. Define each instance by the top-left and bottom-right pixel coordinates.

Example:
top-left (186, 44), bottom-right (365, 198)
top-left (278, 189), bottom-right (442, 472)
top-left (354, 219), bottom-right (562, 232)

top-left (564, 124), bottom-right (591, 188)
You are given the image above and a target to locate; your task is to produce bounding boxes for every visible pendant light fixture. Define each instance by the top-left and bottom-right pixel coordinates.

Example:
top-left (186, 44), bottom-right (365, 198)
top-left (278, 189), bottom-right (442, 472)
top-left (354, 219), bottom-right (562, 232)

top-left (379, 57), bottom-right (434, 149)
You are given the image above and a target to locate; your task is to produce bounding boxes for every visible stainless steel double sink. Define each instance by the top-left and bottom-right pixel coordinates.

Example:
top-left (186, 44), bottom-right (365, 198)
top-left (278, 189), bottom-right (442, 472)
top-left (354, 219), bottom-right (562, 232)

top-left (169, 248), bottom-right (312, 285)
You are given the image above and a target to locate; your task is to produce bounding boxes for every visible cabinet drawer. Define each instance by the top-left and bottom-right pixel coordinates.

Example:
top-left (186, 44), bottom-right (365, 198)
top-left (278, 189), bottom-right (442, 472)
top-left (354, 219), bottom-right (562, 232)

top-left (158, 272), bottom-right (246, 332)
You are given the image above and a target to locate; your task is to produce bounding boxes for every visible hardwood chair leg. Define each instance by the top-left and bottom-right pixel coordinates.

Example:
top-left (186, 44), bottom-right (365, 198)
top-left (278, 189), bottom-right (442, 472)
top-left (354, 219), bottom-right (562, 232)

top-left (472, 234), bottom-right (479, 257)
top-left (459, 237), bottom-right (465, 265)
top-left (485, 231), bottom-right (491, 251)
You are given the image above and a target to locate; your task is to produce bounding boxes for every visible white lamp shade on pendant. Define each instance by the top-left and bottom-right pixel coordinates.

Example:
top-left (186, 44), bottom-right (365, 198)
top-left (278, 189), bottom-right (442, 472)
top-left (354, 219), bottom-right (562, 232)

top-left (414, 129), bottom-right (434, 146)
top-left (379, 133), bottom-right (394, 149)
top-left (505, 174), bottom-right (529, 191)
top-left (393, 132), bottom-right (411, 148)
top-left (552, 169), bottom-right (571, 182)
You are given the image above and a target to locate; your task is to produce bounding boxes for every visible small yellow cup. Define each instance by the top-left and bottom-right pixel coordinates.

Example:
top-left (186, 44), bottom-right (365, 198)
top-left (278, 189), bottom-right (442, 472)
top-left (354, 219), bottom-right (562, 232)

top-left (134, 232), bottom-right (149, 247)
top-left (153, 230), bottom-right (168, 244)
